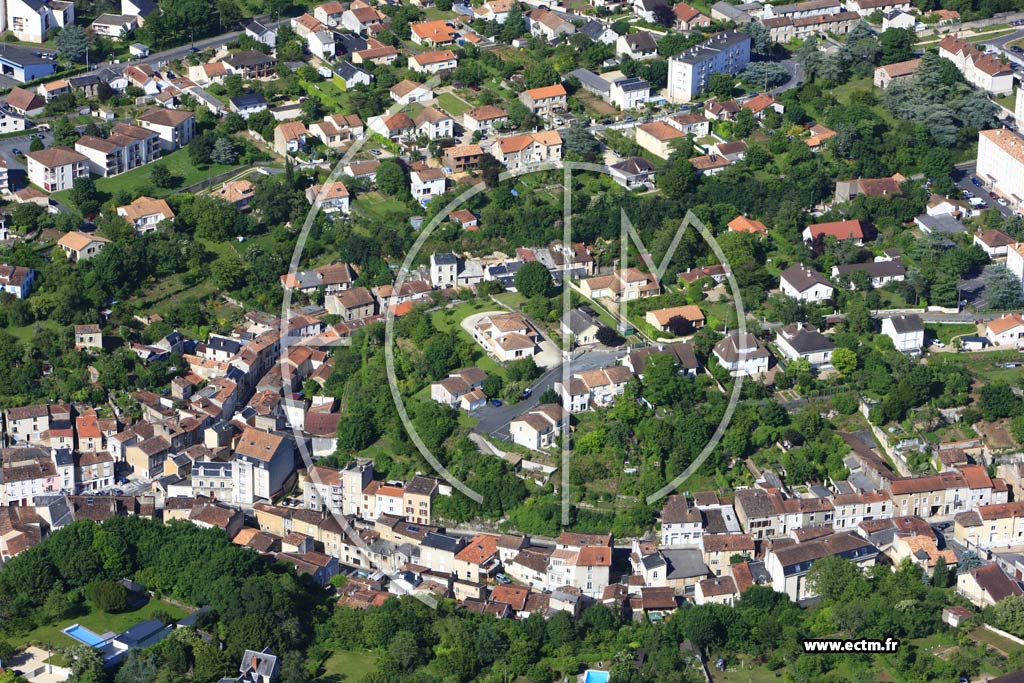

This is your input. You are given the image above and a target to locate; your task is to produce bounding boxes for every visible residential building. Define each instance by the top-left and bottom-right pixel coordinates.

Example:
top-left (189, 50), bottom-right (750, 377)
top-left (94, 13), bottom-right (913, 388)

top-left (957, 563), bottom-right (1024, 607)
top-left (116, 196), bottom-right (174, 233)
top-left (233, 427), bottom-right (294, 506)
top-left (2, 0), bottom-right (74, 43)
top-left (463, 105), bottom-right (508, 135)
top-left (713, 331), bottom-right (770, 376)
top-left (645, 305), bottom-right (705, 335)
top-left (526, 8), bottom-right (575, 40)
top-left (273, 121), bottom-right (308, 157)
top-left (954, 501), bottom-right (1024, 549)
top-left (57, 231), bottom-right (110, 262)
top-left (802, 219), bottom-right (866, 244)
top-left (831, 258), bottom-right (906, 289)
top-left (490, 130), bottom-right (562, 170)
top-left (75, 122), bottom-right (161, 177)
top-left (974, 228), bottom-right (1014, 258)
top-left (510, 404), bottom-right (568, 450)
top-left (661, 495), bottom-right (703, 546)
top-left (846, 0), bottom-right (911, 14)
top-left (431, 367), bottom-right (488, 411)
top-left (873, 58), bottom-right (921, 89)
top-left (325, 287), bottom-right (377, 321)
top-left (90, 13), bottom-right (137, 39)
top-left (410, 168), bottom-right (446, 204)
top-left (229, 93), bottom-right (269, 119)
top-left (609, 156), bottom-right (656, 189)
top-left (243, 18), bottom-right (277, 46)
top-left (609, 76), bottom-right (650, 110)
top-left (410, 19), bottom-right (456, 46)
top-left (765, 532), bottom-right (878, 601)
top-left (390, 79), bottom-right (434, 104)
top-left (779, 264), bottom-right (833, 303)
top-left (763, 10), bottom-right (858, 42)
top-left (673, 1), bottom-right (712, 28)
top-left (667, 31), bottom-right (751, 103)
top-left (1010, 243), bottom-right (1024, 287)
top-left (222, 51), bottom-right (277, 79)
top-left (616, 31), bottom-right (658, 61)
top-left (881, 314), bottom-right (924, 354)
top-left (775, 322), bottom-right (834, 368)
top-left (333, 61), bottom-right (373, 88)
top-left (580, 267), bottom-right (660, 301)
top-left (987, 313), bottom-right (1024, 346)
top-left (443, 144), bottom-right (485, 173)
top-left (136, 108), bottom-right (195, 151)
top-left (937, 35), bottom-right (1014, 94)
top-left (519, 84), bottom-right (568, 115)
top-left (305, 182), bottom-right (350, 214)
top-left (5, 86), bottom-right (43, 116)
top-left (554, 365), bottom-right (633, 411)
top-left (309, 114), bottom-right (363, 148)
top-left (635, 121), bottom-right (685, 159)
top-left (409, 50), bottom-right (457, 75)
top-left (25, 147), bottom-right (87, 192)
top-left (977, 128), bottom-right (1024, 210)
top-left (211, 179), bottom-right (255, 210)
top-left (0, 264), bottom-right (34, 299)
top-left (413, 106), bottom-right (453, 140)
top-left (472, 312), bottom-right (540, 362)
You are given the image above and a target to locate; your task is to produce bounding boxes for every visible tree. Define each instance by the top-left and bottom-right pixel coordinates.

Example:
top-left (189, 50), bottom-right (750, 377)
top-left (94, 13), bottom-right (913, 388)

top-left (514, 261), bottom-right (553, 298)
top-left (979, 382), bottom-right (1019, 422)
top-left (879, 27), bottom-right (914, 63)
top-left (831, 347), bottom-right (857, 377)
top-left (706, 73), bottom-right (735, 100)
top-left (69, 177), bottom-right (101, 218)
top-left (375, 159), bottom-right (408, 197)
top-left (932, 556), bottom-right (950, 588)
top-left (53, 119), bottom-right (78, 147)
top-left (743, 21), bottom-right (773, 54)
top-left (595, 326), bottom-right (624, 347)
top-left (741, 62), bottom-right (789, 89)
top-left (150, 163), bottom-right (178, 189)
top-left (85, 580), bottom-right (128, 613)
top-left (482, 374), bottom-right (504, 398)
top-left (538, 388), bottom-right (559, 405)
top-left (1011, 415), bottom-right (1024, 446)
top-left (658, 151), bottom-right (697, 196)
top-left (29, 136), bottom-right (44, 152)
top-left (562, 123), bottom-right (600, 162)
top-left (984, 265), bottom-right (1024, 310)
top-left (210, 137), bottom-right (238, 165)
top-left (57, 24), bottom-right (90, 63)
top-left (499, 2), bottom-right (525, 43)
top-left (806, 556), bottom-right (863, 603)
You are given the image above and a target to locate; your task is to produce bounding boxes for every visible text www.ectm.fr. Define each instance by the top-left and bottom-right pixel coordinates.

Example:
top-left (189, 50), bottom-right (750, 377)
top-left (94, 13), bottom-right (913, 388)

top-left (803, 638), bottom-right (900, 653)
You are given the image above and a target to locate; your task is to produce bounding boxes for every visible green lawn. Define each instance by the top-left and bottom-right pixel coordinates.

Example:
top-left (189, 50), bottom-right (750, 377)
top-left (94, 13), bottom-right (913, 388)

top-left (54, 147), bottom-right (241, 210)
top-left (436, 92), bottom-right (472, 117)
top-left (970, 627), bottom-right (1024, 656)
top-left (831, 76), bottom-right (895, 126)
top-left (316, 650), bottom-right (380, 682)
top-left (925, 322), bottom-right (976, 345)
top-left (351, 191), bottom-right (411, 223)
top-left (9, 599), bottom-right (188, 651)
top-left (995, 87), bottom-right (1018, 111)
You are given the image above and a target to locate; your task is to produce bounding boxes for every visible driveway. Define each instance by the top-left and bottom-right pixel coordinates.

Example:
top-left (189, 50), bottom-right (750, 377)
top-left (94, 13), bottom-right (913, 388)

top-left (471, 348), bottom-right (623, 439)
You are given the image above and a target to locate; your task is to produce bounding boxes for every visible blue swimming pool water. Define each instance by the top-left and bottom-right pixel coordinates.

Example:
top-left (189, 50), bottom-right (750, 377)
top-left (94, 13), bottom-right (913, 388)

top-left (64, 624), bottom-right (106, 647)
top-left (584, 670), bottom-right (610, 683)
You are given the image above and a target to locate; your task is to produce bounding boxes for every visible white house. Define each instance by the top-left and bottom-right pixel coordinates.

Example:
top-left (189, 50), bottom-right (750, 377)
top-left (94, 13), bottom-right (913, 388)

top-left (510, 404), bottom-right (568, 450)
top-left (775, 323), bottom-right (834, 368)
top-left (410, 168), bottom-right (446, 205)
top-left (881, 314), bottom-right (924, 355)
top-left (713, 331), bottom-right (770, 376)
top-left (977, 129), bottom-right (1024, 211)
top-left (779, 264), bottom-right (833, 303)
top-left (987, 313), bottom-right (1024, 347)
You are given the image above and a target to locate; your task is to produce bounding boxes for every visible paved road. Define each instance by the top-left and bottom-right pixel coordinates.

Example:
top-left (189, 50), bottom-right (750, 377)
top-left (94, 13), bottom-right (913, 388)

top-left (770, 58), bottom-right (804, 96)
top-left (471, 348), bottom-right (623, 439)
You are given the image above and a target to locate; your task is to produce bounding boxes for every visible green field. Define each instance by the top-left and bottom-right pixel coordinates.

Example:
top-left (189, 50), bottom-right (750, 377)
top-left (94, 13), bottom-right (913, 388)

top-left (53, 147), bottom-right (241, 210)
top-left (316, 650), bottom-right (380, 682)
top-left (8, 599), bottom-right (188, 651)
top-left (351, 191), bottom-right (411, 222)
top-left (436, 92), bottom-right (472, 117)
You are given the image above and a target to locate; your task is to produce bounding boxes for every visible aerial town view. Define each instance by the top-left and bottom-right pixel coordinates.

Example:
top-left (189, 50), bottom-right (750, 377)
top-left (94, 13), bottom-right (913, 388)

top-left (5, 0), bottom-right (1024, 680)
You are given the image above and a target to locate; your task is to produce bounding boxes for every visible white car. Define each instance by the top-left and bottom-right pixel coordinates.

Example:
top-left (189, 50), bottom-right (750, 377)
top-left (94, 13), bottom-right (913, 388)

top-left (932, 340), bottom-right (946, 348)
top-left (998, 198), bottom-right (1009, 207)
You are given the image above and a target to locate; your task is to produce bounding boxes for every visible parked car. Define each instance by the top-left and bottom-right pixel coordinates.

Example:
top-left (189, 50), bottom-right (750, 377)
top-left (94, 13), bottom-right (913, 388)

top-left (971, 176), bottom-right (982, 187)
top-left (491, 399), bottom-right (502, 407)
top-left (932, 339), bottom-right (945, 348)
top-left (496, 574), bottom-right (511, 584)
top-left (12, 148), bottom-right (21, 156)
top-left (990, 191), bottom-right (999, 199)
top-left (520, 387), bottom-right (532, 400)
top-left (998, 198), bottom-right (1009, 206)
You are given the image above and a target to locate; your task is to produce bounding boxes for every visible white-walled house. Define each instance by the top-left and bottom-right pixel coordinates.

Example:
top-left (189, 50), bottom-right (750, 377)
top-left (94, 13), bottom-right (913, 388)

top-left (779, 264), bottom-right (833, 303)
top-left (987, 313), bottom-right (1024, 347)
top-left (881, 314), bottom-right (924, 354)
top-left (775, 323), bottom-right (834, 368)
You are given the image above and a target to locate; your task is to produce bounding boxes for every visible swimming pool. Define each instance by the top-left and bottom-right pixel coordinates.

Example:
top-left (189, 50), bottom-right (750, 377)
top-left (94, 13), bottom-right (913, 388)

top-left (583, 670), bottom-right (610, 683)
top-left (63, 624), bottom-right (107, 647)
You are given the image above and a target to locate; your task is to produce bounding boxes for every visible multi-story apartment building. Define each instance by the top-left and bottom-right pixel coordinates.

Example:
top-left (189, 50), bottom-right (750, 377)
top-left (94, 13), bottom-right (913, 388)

top-left (25, 147), bottom-right (88, 192)
top-left (667, 31), bottom-right (751, 103)
top-left (136, 108), bottom-right (196, 151)
top-left (192, 461), bottom-right (234, 503)
top-left (977, 128), bottom-right (1024, 212)
top-left (937, 36), bottom-right (1013, 94)
top-left (74, 122), bottom-right (160, 177)
top-left (954, 501), bottom-right (1024, 549)
top-left (831, 491), bottom-right (893, 529)
top-left (232, 428), bottom-right (293, 506)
